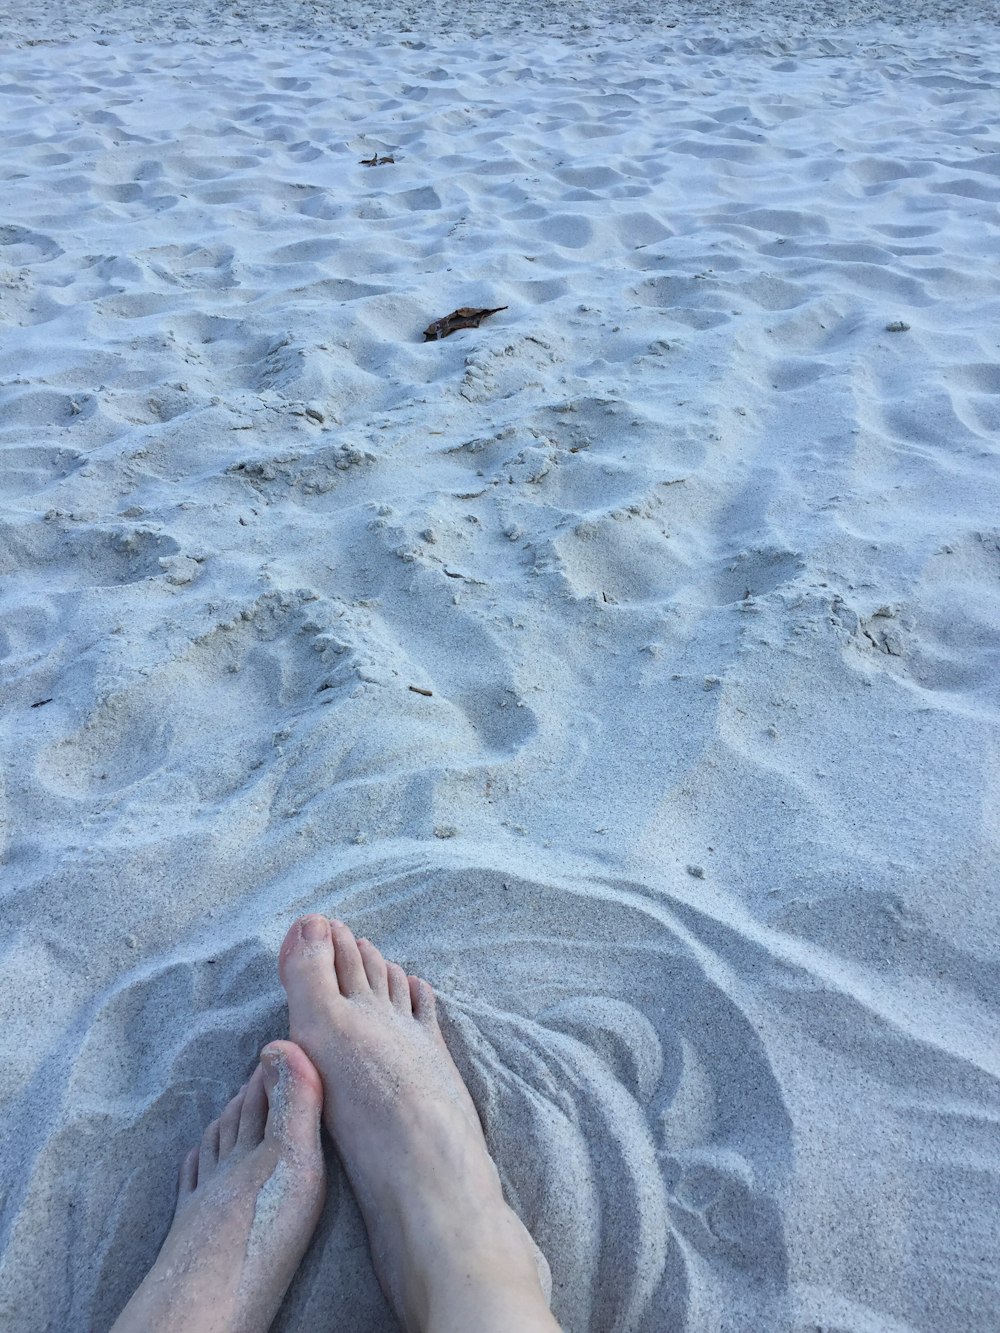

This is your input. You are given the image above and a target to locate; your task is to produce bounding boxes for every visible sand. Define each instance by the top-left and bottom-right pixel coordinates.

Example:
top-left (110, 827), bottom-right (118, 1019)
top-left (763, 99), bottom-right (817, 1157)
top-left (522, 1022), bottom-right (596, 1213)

top-left (1, 0), bottom-right (999, 1328)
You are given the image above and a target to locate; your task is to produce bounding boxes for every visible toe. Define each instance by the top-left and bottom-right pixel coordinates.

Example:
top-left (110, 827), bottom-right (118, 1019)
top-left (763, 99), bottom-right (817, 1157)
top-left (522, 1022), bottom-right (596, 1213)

top-left (198, 1117), bottom-right (221, 1181)
top-left (178, 1145), bottom-right (198, 1198)
top-left (357, 938), bottom-right (389, 997)
top-left (217, 1083), bottom-right (247, 1157)
top-left (409, 974), bottom-right (437, 1026)
top-left (237, 1064), bottom-right (268, 1147)
top-left (279, 915), bottom-right (341, 1030)
top-left (261, 1040), bottom-right (325, 1160)
top-left (387, 962), bottom-right (412, 1013)
top-left (330, 919), bottom-right (369, 996)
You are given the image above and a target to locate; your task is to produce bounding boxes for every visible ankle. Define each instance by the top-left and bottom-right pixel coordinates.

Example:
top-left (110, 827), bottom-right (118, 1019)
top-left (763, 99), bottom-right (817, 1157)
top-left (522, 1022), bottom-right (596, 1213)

top-left (424, 1267), bottom-right (556, 1333)
top-left (407, 1205), bottom-right (554, 1333)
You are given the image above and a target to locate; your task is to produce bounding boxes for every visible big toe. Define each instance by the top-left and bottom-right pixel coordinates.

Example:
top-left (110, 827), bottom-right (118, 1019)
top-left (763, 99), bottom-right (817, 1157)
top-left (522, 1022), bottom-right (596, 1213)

top-left (260, 1040), bottom-right (324, 1160)
top-left (279, 915), bottom-right (339, 1028)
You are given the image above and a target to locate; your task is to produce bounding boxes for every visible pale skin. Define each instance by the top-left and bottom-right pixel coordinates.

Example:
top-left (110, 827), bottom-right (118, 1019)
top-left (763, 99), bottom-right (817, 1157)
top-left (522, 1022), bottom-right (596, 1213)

top-left (114, 915), bottom-right (561, 1333)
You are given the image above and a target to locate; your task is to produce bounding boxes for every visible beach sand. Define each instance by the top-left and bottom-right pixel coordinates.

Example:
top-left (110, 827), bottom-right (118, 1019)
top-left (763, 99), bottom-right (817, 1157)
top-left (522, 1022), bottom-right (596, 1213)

top-left (1, 0), bottom-right (999, 1328)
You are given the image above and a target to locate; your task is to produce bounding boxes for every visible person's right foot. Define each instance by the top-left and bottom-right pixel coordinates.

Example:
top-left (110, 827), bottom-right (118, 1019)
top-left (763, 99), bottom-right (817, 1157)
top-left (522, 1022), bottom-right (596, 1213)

top-left (279, 914), bottom-right (560, 1333)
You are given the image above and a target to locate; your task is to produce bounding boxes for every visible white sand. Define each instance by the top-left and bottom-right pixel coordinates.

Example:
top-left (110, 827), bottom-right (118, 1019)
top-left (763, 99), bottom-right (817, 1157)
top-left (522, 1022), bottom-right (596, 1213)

top-left (1, 0), bottom-right (999, 1327)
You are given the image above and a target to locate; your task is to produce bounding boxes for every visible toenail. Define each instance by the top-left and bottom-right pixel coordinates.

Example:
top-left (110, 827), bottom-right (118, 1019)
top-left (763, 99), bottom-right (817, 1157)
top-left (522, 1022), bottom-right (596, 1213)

top-left (260, 1044), bottom-right (285, 1085)
top-left (301, 916), bottom-right (328, 942)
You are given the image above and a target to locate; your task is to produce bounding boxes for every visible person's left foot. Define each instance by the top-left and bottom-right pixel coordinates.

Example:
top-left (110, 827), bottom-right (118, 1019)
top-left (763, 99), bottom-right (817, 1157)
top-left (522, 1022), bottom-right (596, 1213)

top-left (113, 1040), bottom-right (326, 1333)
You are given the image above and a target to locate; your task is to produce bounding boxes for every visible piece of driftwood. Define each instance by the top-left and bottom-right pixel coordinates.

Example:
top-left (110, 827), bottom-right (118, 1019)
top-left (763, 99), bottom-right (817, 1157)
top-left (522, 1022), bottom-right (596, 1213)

top-left (423, 306), bottom-right (508, 341)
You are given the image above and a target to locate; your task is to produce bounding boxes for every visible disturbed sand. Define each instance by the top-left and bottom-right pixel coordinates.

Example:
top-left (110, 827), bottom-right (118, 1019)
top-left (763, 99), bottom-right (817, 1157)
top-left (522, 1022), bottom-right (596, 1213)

top-left (1, 2), bottom-right (999, 1328)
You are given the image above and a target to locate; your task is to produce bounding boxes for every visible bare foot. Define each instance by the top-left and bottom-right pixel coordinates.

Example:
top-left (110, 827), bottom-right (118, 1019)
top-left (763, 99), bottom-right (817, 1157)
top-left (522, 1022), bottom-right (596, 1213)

top-left (279, 914), bottom-right (560, 1333)
top-left (113, 1041), bottom-right (326, 1333)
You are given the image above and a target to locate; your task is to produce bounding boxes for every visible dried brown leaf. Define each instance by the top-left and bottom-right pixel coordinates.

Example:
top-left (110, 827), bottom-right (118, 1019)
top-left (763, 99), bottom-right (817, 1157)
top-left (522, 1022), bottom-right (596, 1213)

top-left (423, 305), bottom-right (508, 341)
